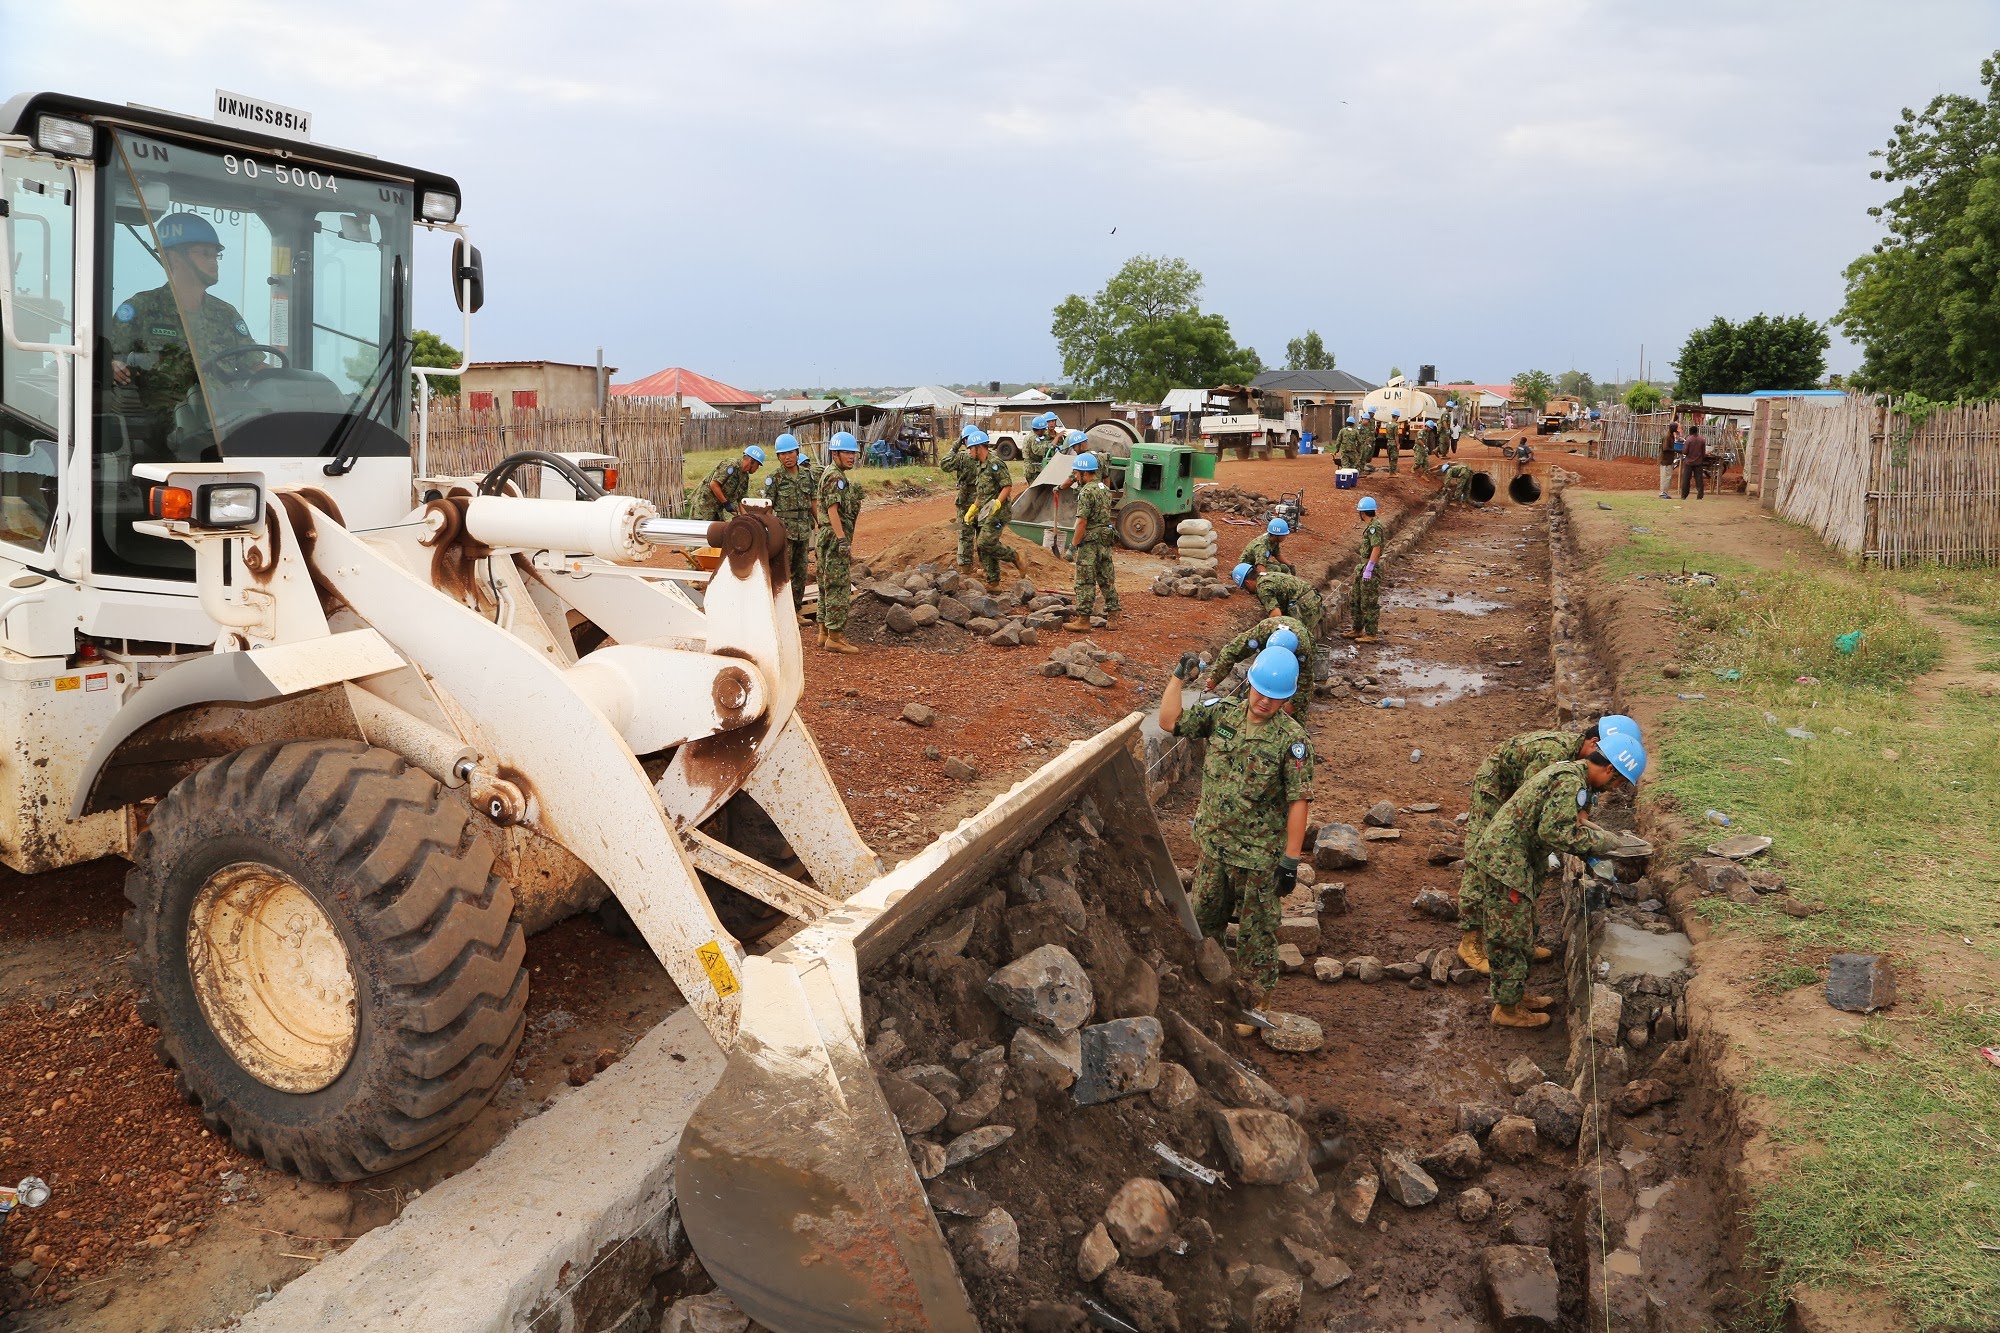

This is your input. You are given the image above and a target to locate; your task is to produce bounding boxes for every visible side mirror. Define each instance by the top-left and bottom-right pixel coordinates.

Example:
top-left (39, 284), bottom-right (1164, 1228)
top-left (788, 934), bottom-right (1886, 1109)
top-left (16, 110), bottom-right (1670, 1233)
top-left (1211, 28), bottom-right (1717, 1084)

top-left (451, 239), bottom-right (485, 314)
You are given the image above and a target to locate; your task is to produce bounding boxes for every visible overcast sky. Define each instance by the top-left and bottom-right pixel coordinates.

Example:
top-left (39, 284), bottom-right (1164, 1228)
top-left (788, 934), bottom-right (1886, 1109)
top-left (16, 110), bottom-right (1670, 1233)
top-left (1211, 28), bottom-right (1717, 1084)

top-left (8, 1), bottom-right (1998, 391)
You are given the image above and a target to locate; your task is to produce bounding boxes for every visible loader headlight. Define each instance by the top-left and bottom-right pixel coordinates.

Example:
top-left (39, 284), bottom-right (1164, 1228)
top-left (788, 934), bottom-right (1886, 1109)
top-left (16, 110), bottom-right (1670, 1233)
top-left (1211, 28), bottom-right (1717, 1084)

top-left (199, 482), bottom-right (263, 527)
top-left (420, 190), bottom-right (460, 223)
top-left (32, 115), bottom-right (95, 158)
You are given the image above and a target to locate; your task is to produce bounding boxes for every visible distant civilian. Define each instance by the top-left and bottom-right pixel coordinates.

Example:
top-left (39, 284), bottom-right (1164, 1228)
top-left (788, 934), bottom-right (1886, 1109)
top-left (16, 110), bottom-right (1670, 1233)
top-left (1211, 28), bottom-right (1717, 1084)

top-left (1680, 427), bottom-right (1708, 500)
top-left (1658, 421), bottom-right (1680, 499)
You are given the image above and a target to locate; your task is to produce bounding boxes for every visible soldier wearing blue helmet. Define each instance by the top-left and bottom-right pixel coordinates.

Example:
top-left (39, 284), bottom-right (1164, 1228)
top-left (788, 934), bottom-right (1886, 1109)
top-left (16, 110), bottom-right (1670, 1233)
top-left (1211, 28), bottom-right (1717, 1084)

top-left (690, 444), bottom-right (765, 522)
top-left (1061, 453), bottom-right (1120, 629)
top-left (814, 433), bottom-right (865, 652)
top-left (110, 211), bottom-right (263, 417)
top-left (1236, 516), bottom-right (1294, 577)
top-left (760, 435), bottom-right (815, 618)
top-left (1025, 411), bottom-right (1063, 468)
top-left (1159, 644), bottom-right (1314, 992)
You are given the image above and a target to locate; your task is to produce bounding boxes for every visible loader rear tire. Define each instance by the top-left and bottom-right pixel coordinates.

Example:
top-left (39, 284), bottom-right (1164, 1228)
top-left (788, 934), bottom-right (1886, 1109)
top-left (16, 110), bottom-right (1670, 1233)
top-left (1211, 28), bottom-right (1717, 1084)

top-left (125, 740), bottom-right (527, 1182)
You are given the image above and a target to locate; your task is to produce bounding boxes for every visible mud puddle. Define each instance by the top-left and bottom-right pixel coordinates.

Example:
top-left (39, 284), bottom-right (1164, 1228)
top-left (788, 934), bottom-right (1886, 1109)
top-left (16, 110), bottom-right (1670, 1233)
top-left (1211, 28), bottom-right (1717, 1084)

top-left (1370, 651), bottom-right (1491, 706)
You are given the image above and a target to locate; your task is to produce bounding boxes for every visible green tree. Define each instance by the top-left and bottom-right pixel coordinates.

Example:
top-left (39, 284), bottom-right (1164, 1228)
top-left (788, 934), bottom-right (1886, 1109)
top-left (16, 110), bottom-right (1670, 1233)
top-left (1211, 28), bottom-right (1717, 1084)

top-left (1838, 52), bottom-right (2000, 397)
top-left (1284, 330), bottom-right (1335, 370)
top-left (1555, 369), bottom-right (1600, 405)
top-left (1671, 314), bottom-right (1828, 397)
top-left (1051, 255), bottom-right (1260, 400)
top-left (411, 328), bottom-right (463, 398)
top-left (1510, 369), bottom-right (1557, 411)
top-left (1623, 381), bottom-right (1665, 412)
top-left (1388, 365), bottom-right (1404, 380)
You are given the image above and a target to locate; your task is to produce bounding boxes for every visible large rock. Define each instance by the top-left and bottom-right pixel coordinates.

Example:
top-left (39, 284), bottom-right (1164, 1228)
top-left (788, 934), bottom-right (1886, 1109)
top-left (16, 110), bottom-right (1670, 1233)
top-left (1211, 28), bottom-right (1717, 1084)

top-left (1826, 953), bottom-right (1897, 1012)
top-left (1457, 1103), bottom-right (1507, 1138)
top-left (957, 1207), bottom-right (1019, 1277)
top-left (908, 603), bottom-right (941, 628)
top-left (1010, 1027), bottom-right (1083, 1094)
top-left (1312, 956), bottom-right (1344, 983)
top-left (1211, 1107), bottom-right (1315, 1187)
top-left (1379, 1149), bottom-right (1440, 1206)
top-left (1077, 1221), bottom-right (1119, 1280)
top-left (1457, 1186), bottom-right (1494, 1223)
top-left (945, 1068), bottom-right (1007, 1133)
top-left (989, 622), bottom-right (1023, 647)
top-left (662, 1292), bottom-right (750, 1333)
top-left (1075, 1017), bottom-right (1164, 1105)
top-left (885, 604), bottom-right (918, 634)
top-left (1685, 856), bottom-right (1749, 896)
top-left (1235, 1264), bottom-right (1305, 1333)
top-left (1277, 943), bottom-right (1307, 973)
top-left (985, 944), bottom-right (1094, 1035)
top-left (1487, 1115), bottom-right (1540, 1162)
top-left (1103, 1177), bottom-right (1178, 1258)
top-left (1588, 983), bottom-right (1624, 1047)
top-left (1334, 1155), bottom-right (1379, 1225)
top-left (937, 596), bottom-right (972, 625)
top-left (1195, 936), bottom-right (1233, 984)
top-left (1420, 1132), bottom-right (1485, 1181)
top-left (1344, 955), bottom-right (1384, 983)
top-left (1150, 1061), bottom-right (1198, 1110)
top-left (1279, 1237), bottom-right (1354, 1292)
top-left (1363, 800), bottom-right (1398, 828)
top-left (1612, 1078), bottom-right (1675, 1116)
top-left (1259, 1012), bottom-right (1323, 1054)
top-left (1101, 1270), bottom-right (1182, 1333)
top-left (1411, 888), bottom-right (1458, 920)
top-left (1481, 1245), bottom-right (1561, 1329)
top-left (1276, 916), bottom-right (1321, 953)
top-left (1514, 1083), bottom-right (1584, 1147)
top-left (878, 1070), bottom-right (946, 1134)
top-left (908, 1138), bottom-right (946, 1179)
top-left (1166, 1013), bottom-right (1290, 1113)
top-left (1503, 1054), bottom-right (1546, 1094)
top-left (1312, 823), bottom-right (1369, 871)
top-left (900, 701), bottom-right (936, 727)
top-left (943, 1125), bottom-right (1014, 1167)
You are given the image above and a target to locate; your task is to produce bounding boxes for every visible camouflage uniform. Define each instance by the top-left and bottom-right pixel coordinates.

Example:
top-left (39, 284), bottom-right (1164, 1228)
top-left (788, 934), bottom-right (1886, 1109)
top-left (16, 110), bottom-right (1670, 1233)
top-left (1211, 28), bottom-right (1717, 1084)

top-left (1236, 532), bottom-right (1294, 577)
top-left (1413, 427), bottom-right (1432, 474)
top-left (1334, 425), bottom-right (1366, 470)
top-left (941, 445), bottom-right (980, 568)
top-left (1171, 695), bottom-right (1314, 988)
top-left (1388, 425), bottom-right (1406, 474)
top-left (971, 452), bottom-right (1015, 584)
top-left (814, 465), bottom-right (864, 634)
top-left (1071, 480), bottom-right (1120, 618)
top-left (1350, 518), bottom-right (1386, 635)
top-left (1463, 759), bottom-right (1622, 1006)
top-left (1252, 569), bottom-right (1320, 635)
top-left (1209, 614), bottom-right (1312, 690)
top-left (1025, 431), bottom-right (1054, 469)
top-left (1458, 729), bottom-right (1586, 930)
top-left (760, 461), bottom-right (818, 611)
top-left (1442, 462), bottom-right (1475, 505)
top-left (690, 458), bottom-right (753, 522)
top-left (109, 284), bottom-right (255, 419)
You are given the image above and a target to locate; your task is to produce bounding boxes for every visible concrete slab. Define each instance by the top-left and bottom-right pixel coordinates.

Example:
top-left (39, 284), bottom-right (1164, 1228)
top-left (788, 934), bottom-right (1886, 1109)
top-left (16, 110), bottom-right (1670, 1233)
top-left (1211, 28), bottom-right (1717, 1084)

top-left (1597, 920), bottom-right (1692, 985)
top-left (233, 1007), bottom-right (724, 1332)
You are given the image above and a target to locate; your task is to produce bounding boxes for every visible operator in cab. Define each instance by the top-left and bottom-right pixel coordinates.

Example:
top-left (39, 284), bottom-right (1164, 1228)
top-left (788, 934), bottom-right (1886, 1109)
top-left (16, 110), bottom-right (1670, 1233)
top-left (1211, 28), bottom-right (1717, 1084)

top-left (108, 213), bottom-right (259, 419)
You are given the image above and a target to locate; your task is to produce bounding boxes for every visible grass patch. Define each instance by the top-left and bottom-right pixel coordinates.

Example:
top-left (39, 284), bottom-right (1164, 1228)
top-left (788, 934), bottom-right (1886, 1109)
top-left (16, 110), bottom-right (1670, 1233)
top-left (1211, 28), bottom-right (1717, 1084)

top-left (1747, 1005), bottom-right (2000, 1330)
top-left (1755, 963), bottom-right (1821, 994)
top-left (1669, 570), bottom-right (1943, 692)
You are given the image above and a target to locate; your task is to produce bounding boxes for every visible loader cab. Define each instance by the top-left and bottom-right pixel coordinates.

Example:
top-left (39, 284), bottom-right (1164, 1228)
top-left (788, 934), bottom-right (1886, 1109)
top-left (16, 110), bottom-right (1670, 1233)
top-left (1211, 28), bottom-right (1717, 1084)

top-left (1, 93), bottom-right (464, 601)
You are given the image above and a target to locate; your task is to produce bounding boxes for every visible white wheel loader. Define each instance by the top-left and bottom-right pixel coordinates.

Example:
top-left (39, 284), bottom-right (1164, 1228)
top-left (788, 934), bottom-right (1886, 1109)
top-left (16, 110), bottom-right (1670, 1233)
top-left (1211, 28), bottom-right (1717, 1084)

top-left (1, 92), bottom-right (1196, 1328)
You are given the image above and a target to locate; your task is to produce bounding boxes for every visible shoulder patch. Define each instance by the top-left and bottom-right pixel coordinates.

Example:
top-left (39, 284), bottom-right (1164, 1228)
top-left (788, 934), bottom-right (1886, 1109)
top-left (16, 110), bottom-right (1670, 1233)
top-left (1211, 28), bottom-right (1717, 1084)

top-left (1290, 741), bottom-right (1306, 759)
top-left (1199, 696), bottom-right (1221, 707)
top-left (837, 479), bottom-right (847, 490)
top-left (1577, 786), bottom-right (1590, 809)
top-left (115, 302), bottom-right (136, 323)
top-left (233, 319), bottom-right (250, 337)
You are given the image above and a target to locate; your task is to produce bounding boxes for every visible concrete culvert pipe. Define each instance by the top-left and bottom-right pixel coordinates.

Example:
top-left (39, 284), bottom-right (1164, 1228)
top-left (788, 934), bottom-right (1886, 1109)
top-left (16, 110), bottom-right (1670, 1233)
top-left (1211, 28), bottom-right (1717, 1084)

top-left (1509, 474), bottom-right (1543, 504)
top-left (1468, 472), bottom-right (1497, 504)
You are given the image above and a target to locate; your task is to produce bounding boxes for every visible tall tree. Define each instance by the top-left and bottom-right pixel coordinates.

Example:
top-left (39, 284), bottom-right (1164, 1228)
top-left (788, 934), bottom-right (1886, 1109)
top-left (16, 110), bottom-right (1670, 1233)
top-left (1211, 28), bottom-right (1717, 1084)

top-left (1671, 314), bottom-right (1828, 397)
top-left (1284, 330), bottom-right (1335, 371)
top-left (1838, 52), bottom-right (2000, 397)
top-left (1623, 381), bottom-right (1665, 412)
top-left (411, 329), bottom-right (464, 397)
top-left (1510, 369), bottom-right (1557, 412)
top-left (1051, 255), bottom-right (1260, 400)
top-left (1555, 369), bottom-right (1600, 405)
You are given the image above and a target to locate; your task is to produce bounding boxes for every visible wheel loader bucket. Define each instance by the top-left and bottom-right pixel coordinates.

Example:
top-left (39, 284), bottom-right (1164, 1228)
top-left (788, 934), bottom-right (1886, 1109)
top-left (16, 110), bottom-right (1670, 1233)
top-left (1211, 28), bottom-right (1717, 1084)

top-left (676, 714), bottom-right (1194, 1331)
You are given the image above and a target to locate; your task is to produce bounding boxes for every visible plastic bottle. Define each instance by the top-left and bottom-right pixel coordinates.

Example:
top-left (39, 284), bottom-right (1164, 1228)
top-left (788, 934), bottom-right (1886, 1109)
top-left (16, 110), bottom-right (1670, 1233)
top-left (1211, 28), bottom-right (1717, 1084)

top-left (1377, 697), bottom-right (1406, 709)
top-left (1705, 810), bottom-right (1731, 827)
top-left (1410, 749), bottom-right (1423, 763)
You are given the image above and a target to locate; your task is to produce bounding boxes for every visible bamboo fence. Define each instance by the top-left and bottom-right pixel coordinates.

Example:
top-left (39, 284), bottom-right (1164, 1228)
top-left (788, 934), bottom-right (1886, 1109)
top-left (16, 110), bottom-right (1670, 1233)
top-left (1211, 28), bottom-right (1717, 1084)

top-left (1598, 407), bottom-right (1672, 461)
top-left (423, 398), bottom-right (686, 513)
top-left (1772, 394), bottom-right (2000, 565)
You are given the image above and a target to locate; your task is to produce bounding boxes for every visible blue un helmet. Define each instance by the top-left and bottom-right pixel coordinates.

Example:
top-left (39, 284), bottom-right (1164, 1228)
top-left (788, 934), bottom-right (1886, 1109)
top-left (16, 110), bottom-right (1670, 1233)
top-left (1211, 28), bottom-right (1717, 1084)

top-left (1357, 496), bottom-right (1378, 513)
top-left (1033, 411), bottom-right (1060, 429)
top-left (1071, 451), bottom-right (1099, 472)
top-left (1267, 517), bottom-right (1290, 537)
top-left (1267, 626), bottom-right (1301, 653)
top-left (1247, 645), bottom-right (1300, 700)
top-left (1345, 415), bottom-right (1356, 424)
top-left (742, 444), bottom-right (767, 465)
top-left (1065, 429), bottom-right (1090, 449)
top-left (960, 422), bottom-right (980, 440)
top-left (1231, 562), bottom-right (1254, 586)
top-left (772, 433), bottom-right (800, 454)
top-left (1602, 731), bottom-right (1648, 785)
top-left (829, 431), bottom-right (860, 454)
top-left (156, 212), bottom-right (222, 250)
top-left (966, 428), bottom-right (991, 448)
top-left (1596, 713), bottom-right (1640, 746)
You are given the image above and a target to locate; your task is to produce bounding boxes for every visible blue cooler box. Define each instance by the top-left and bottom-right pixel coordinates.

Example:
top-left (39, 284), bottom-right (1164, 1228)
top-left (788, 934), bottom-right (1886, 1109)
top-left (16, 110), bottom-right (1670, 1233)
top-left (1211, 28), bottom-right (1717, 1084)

top-left (1335, 468), bottom-right (1359, 490)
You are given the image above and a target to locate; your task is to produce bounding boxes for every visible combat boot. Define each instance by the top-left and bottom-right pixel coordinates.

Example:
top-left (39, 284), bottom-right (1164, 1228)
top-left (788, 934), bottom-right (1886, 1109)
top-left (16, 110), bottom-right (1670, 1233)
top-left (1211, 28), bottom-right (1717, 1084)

top-left (1523, 994), bottom-right (1557, 1011)
top-left (1355, 633), bottom-right (1378, 644)
top-left (1532, 944), bottom-right (1554, 962)
top-left (817, 624), bottom-right (827, 648)
top-left (796, 609), bottom-right (813, 626)
top-left (824, 630), bottom-right (861, 655)
top-left (1062, 617), bottom-right (1091, 632)
top-left (1456, 930), bottom-right (1491, 974)
top-left (1491, 1003), bottom-right (1551, 1029)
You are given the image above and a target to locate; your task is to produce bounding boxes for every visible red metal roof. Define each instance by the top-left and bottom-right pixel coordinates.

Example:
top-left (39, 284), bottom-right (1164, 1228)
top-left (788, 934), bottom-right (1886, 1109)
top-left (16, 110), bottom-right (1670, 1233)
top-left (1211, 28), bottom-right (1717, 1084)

top-left (609, 367), bottom-right (765, 406)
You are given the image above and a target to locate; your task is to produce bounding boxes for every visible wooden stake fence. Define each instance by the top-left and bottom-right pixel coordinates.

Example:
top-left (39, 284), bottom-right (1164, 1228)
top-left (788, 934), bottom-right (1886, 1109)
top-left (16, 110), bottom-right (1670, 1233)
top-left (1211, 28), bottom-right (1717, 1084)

top-left (423, 399), bottom-right (686, 513)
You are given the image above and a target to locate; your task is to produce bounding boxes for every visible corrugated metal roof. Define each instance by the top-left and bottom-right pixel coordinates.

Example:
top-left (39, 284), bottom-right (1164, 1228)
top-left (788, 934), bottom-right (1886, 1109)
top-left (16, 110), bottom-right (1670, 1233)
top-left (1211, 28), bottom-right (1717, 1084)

top-left (610, 367), bottom-right (764, 405)
top-left (1251, 369), bottom-right (1379, 394)
top-left (874, 385), bottom-right (966, 410)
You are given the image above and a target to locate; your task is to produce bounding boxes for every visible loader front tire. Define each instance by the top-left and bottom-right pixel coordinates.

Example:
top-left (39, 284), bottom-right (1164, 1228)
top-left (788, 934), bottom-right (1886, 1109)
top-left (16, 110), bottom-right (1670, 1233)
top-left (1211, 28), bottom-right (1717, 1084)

top-left (126, 740), bottom-right (527, 1182)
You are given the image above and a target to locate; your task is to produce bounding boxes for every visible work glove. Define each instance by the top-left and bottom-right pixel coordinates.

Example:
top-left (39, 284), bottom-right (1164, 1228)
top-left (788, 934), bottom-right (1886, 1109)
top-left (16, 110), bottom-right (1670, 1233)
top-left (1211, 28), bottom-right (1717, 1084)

top-left (1173, 651), bottom-right (1204, 682)
top-left (1275, 856), bottom-right (1299, 896)
top-left (983, 498), bottom-right (1004, 520)
top-left (1362, 560), bottom-right (1376, 580)
top-left (964, 504), bottom-right (979, 524)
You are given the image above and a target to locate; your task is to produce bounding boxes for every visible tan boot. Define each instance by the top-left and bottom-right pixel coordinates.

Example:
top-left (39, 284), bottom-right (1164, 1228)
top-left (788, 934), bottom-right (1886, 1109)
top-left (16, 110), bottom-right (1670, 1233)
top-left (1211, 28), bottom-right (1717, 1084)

top-left (796, 609), bottom-right (813, 626)
top-left (1062, 618), bottom-right (1091, 632)
top-left (817, 624), bottom-right (827, 648)
top-left (1523, 994), bottom-right (1558, 1011)
top-left (1532, 945), bottom-right (1554, 962)
top-left (1355, 634), bottom-right (1378, 644)
top-left (1491, 1003), bottom-right (1551, 1029)
top-left (1456, 930), bottom-right (1491, 974)
top-left (824, 629), bottom-right (861, 655)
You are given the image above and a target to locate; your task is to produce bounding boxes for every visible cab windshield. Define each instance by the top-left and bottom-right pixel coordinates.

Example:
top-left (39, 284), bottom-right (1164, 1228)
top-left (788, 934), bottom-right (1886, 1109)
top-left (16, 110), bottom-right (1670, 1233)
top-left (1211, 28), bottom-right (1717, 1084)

top-left (95, 127), bottom-right (414, 576)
